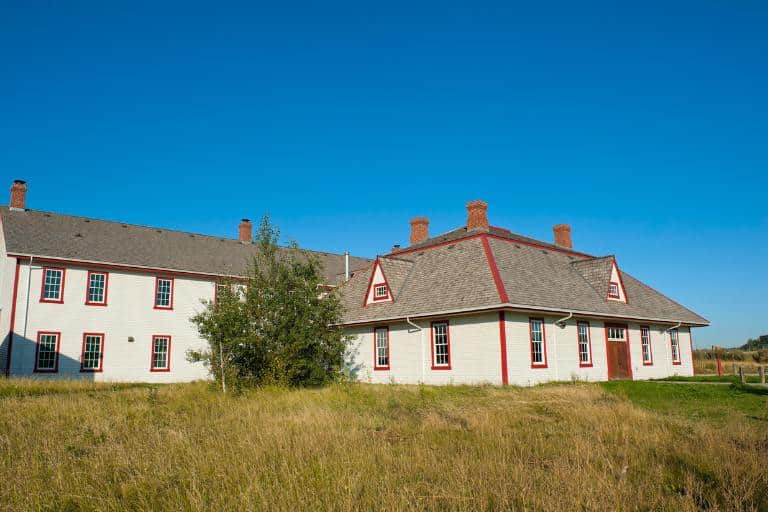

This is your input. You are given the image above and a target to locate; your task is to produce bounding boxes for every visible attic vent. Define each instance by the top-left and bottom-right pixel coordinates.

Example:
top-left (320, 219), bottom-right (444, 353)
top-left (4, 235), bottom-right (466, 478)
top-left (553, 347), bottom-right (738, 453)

top-left (75, 233), bottom-right (83, 238)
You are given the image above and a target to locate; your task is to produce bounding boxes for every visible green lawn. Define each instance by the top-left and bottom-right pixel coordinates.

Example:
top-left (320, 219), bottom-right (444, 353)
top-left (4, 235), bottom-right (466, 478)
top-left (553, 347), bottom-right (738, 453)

top-left (658, 374), bottom-right (765, 384)
top-left (601, 380), bottom-right (768, 423)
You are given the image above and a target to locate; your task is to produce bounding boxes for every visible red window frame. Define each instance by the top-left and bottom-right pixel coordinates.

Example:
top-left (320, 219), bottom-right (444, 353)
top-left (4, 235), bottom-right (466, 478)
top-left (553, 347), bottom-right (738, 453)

top-left (39, 266), bottom-right (66, 303)
top-left (85, 270), bottom-right (109, 306)
top-left (529, 317), bottom-right (548, 368)
top-left (607, 281), bottom-right (620, 299)
top-left (670, 328), bottom-right (681, 365)
top-left (373, 326), bottom-right (390, 370)
top-left (576, 321), bottom-right (593, 368)
top-left (372, 283), bottom-right (389, 301)
top-left (153, 277), bottom-right (174, 310)
top-left (430, 320), bottom-right (451, 370)
top-left (33, 331), bottom-right (61, 373)
top-left (150, 335), bottom-right (172, 372)
top-left (80, 332), bottom-right (105, 372)
top-left (640, 325), bottom-right (653, 365)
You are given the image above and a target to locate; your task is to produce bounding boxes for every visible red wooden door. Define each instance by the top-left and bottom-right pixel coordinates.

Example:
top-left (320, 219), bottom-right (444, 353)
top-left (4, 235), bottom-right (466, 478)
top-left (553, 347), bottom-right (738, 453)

top-left (607, 341), bottom-right (630, 380)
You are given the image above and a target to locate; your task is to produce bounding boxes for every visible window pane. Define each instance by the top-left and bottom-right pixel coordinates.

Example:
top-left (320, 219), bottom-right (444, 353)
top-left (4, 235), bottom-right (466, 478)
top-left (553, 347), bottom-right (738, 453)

top-left (433, 323), bottom-right (449, 366)
top-left (156, 279), bottom-right (172, 307)
top-left (375, 329), bottom-right (388, 367)
top-left (531, 320), bottom-right (544, 364)
top-left (37, 334), bottom-right (58, 370)
top-left (83, 335), bottom-right (102, 370)
top-left (578, 323), bottom-right (590, 363)
top-left (43, 269), bottom-right (62, 300)
top-left (153, 337), bottom-right (169, 369)
top-left (88, 273), bottom-right (106, 303)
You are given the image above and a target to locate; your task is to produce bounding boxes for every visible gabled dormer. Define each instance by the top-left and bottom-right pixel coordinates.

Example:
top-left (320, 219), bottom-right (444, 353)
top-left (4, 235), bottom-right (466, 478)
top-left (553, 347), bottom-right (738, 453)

top-left (364, 257), bottom-right (394, 306)
top-left (606, 258), bottom-right (628, 303)
top-left (571, 255), bottom-right (628, 304)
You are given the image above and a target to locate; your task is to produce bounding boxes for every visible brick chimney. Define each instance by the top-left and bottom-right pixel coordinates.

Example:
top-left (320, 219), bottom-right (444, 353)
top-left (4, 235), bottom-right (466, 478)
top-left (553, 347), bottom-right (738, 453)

top-left (553, 224), bottom-right (572, 249)
top-left (238, 219), bottom-right (252, 243)
top-left (466, 200), bottom-right (489, 231)
top-left (10, 180), bottom-right (27, 210)
top-left (410, 217), bottom-right (429, 245)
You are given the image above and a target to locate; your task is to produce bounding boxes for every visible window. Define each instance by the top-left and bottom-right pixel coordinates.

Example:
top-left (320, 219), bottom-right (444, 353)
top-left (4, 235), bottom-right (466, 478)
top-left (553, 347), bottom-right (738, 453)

top-left (214, 282), bottom-right (229, 304)
top-left (641, 326), bottom-right (653, 365)
top-left (431, 321), bottom-right (450, 369)
top-left (154, 277), bottom-right (174, 309)
top-left (608, 282), bottom-right (620, 299)
top-left (40, 267), bottom-right (65, 303)
top-left (577, 321), bottom-right (592, 367)
top-left (530, 318), bottom-right (547, 367)
top-left (81, 333), bottom-right (104, 372)
top-left (85, 271), bottom-right (108, 305)
top-left (373, 283), bottom-right (389, 301)
top-left (373, 327), bottom-right (389, 370)
top-left (151, 335), bottom-right (171, 371)
top-left (607, 326), bottom-right (626, 341)
top-left (34, 332), bottom-right (60, 372)
top-left (670, 328), bottom-right (681, 365)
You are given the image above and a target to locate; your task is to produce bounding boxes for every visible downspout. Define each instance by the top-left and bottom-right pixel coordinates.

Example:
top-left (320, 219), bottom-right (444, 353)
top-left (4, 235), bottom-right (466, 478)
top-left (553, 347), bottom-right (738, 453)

top-left (665, 321), bottom-right (682, 332)
top-left (4, 259), bottom-right (21, 377)
top-left (22, 256), bottom-right (33, 339)
top-left (406, 316), bottom-right (424, 382)
top-left (555, 311), bottom-right (573, 328)
top-left (552, 312), bottom-right (573, 382)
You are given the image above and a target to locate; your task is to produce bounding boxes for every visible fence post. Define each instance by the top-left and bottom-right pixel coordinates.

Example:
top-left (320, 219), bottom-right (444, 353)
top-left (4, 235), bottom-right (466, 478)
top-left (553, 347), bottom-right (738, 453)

top-left (760, 366), bottom-right (766, 384)
top-left (733, 363), bottom-right (737, 375)
top-left (739, 366), bottom-right (746, 385)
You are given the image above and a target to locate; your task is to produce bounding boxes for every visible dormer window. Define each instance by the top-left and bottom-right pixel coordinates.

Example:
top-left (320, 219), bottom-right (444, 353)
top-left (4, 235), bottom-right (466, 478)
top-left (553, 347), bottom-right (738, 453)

top-left (608, 282), bottom-right (620, 299)
top-left (373, 283), bottom-right (389, 301)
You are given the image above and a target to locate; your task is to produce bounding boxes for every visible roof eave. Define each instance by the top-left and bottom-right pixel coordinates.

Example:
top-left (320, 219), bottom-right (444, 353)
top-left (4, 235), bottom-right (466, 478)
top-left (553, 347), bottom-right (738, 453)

top-left (340, 302), bottom-right (710, 328)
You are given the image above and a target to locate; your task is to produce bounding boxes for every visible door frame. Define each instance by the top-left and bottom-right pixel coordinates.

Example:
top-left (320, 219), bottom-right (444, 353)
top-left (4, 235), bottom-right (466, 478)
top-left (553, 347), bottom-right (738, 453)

top-left (604, 323), bottom-right (633, 380)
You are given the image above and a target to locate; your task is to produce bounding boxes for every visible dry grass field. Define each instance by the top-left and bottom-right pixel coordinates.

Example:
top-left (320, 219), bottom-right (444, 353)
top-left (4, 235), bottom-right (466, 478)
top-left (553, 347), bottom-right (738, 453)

top-left (0, 379), bottom-right (766, 511)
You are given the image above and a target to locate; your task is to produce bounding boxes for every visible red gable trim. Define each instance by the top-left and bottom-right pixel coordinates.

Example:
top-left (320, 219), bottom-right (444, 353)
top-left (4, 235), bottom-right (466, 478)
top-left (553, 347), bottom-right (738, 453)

top-left (362, 257), bottom-right (395, 307)
top-left (607, 257), bottom-right (629, 304)
top-left (482, 235), bottom-right (509, 303)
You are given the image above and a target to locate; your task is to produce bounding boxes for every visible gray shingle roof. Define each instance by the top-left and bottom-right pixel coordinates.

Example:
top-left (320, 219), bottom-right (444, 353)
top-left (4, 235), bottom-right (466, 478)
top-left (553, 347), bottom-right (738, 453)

top-left (341, 233), bottom-right (709, 326)
top-left (0, 207), bottom-right (372, 282)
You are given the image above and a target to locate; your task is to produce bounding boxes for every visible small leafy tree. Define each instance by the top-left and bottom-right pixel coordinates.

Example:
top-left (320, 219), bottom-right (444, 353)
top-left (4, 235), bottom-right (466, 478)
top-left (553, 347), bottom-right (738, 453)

top-left (189, 215), bottom-right (348, 388)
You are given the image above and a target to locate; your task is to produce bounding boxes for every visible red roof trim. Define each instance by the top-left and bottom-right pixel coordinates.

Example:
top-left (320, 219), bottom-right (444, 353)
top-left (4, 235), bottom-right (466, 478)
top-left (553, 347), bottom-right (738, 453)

top-left (481, 235), bottom-right (509, 303)
top-left (9, 255), bottom-right (245, 281)
top-left (607, 258), bottom-right (629, 304)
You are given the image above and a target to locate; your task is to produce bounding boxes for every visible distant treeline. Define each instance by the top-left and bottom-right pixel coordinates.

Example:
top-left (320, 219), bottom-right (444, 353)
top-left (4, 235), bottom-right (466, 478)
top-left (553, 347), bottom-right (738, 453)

top-left (740, 335), bottom-right (768, 351)
top-left (694, 347), bottom-right (768, 363)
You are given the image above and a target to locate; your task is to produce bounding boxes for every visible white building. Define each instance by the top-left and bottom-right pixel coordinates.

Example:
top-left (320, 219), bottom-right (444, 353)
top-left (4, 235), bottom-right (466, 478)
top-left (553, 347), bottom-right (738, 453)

top-left (0, 180), bottom-right (371, 381)
top-left (340, 200), bottom-right (708, 385)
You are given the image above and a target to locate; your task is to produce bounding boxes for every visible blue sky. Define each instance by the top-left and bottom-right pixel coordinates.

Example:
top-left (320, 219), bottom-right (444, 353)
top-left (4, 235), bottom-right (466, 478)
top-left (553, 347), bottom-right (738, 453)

top-left (1, 1), bottom-right (766, 347)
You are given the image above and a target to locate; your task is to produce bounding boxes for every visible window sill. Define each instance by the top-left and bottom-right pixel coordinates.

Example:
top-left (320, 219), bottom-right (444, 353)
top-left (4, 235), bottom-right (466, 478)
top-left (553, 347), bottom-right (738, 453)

top-left (431, 365), bottom-right (451, 371)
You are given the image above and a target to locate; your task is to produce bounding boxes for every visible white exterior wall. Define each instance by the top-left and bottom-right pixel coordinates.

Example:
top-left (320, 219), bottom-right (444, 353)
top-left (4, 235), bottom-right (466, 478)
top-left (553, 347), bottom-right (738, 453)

top-left (3, 260), bottom-right (212, 382)
top-left (346, 312), bottom-right (696, 386)
top-left (347, 312), bottom-right (502, 385)
top-left (628, 324), bottom-right (694, 380)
